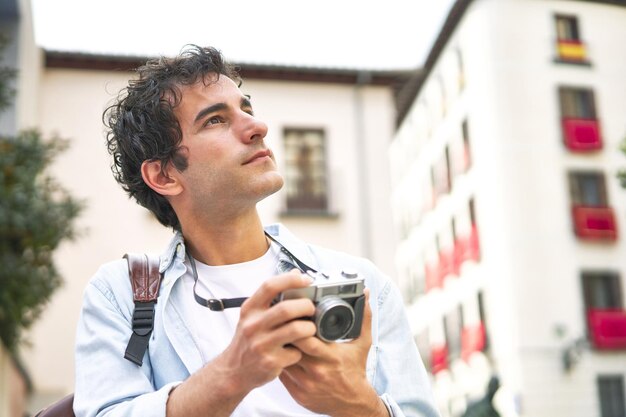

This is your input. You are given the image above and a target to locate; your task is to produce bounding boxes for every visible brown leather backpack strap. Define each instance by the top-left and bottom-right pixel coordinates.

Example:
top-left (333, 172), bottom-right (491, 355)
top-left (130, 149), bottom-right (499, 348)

top-left (34, 393), bottom-right (75, 417)
top-left (123, 253), bottom-right (162, 366)
top-left (124, 253), bottom-right (162, 302)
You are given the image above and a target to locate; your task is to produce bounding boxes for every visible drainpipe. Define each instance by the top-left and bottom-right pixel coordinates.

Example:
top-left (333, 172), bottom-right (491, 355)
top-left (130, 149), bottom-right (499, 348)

top-left (354, 71), bottom-right (373, 260)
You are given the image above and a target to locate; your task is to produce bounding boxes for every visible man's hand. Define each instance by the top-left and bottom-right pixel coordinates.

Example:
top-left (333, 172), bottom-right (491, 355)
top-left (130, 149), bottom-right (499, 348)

top-left (279, 289), bottom-right (390, 417)
top-left (218, 269), bottom-right (318, 391)
top-left (167, 270), bottom-right (317, 417)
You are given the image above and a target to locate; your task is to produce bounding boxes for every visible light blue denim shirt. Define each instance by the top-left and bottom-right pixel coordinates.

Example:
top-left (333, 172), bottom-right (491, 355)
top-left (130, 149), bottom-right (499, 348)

top-left (74, 224), bottom-right (440, 417)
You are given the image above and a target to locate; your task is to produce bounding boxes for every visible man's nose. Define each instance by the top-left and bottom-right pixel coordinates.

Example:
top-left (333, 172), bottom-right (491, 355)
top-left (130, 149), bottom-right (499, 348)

top-left (239, 113), bottom-right (268, 143)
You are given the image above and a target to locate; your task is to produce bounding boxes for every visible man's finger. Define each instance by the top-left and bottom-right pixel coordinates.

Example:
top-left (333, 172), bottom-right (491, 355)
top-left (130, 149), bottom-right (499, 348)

top-left (358, 288), bottom-right (373, 345)
top-left (243, 269), bottom-right (313, 309)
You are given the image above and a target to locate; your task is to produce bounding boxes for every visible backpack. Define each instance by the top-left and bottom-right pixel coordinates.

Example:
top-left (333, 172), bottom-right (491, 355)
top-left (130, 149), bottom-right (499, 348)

top-left (34, 253), bottom-right (162, 417)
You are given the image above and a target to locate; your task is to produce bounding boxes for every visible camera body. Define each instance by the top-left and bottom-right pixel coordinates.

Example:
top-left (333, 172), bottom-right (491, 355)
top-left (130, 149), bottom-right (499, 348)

top-left (275, 269), bottom-right (366, 342)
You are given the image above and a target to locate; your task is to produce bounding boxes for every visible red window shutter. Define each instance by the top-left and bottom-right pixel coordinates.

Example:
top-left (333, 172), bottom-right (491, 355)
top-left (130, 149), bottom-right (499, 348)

top-left (425, 262), bottom-right (441, 292)
top-left (430, 345), bottom-right (449, 374)
top-left (461, 323), bottom-right (486, 361)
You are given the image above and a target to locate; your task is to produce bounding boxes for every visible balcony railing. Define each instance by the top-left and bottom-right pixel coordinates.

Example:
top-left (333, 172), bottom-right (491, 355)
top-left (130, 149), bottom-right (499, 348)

top-left (438, 249), bottom-right (455, 283)
top-left (562, 118), bottom-right (602, 151)
top-left (587, 309), bottom-right (626, 350)
top-left (453, 145), bottom-right (471, 176)
top-left (572, 205), bottom-right (618, 241)
top-left (461, 323), bottom-right (486, 361)
top-left (425, 262), bottom-right (443, 292)
top-left (556, 39), bottom-right (588, 63)
top-left (453, 225), bottom-right (481, 273)
top-left (431, 344), bottom-right (449, 374)
top-left (425, 247), bottom-right (461, 292)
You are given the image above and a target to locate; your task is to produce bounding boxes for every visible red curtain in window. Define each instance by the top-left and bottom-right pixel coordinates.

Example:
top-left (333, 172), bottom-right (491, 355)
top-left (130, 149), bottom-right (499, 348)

top-left (587, 309), bottom-right (626, 349)
top-left (562, 118), bottom-right (602, 151)
top-left (572, 206), bottom-right (618, 240)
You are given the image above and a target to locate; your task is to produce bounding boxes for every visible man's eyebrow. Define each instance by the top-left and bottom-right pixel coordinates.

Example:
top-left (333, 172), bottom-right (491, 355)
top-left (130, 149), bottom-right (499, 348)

top-left (194, 102), bottom-right (227, 124)
top-left (193, 96), bottom-right (253, 124)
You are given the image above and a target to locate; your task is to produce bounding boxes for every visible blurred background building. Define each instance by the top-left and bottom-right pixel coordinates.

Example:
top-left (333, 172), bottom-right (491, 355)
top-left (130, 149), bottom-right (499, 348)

top-left (389, 0), bottom-right (626, 416)
top-left (0, 0), bottom-right (42, 415)
top-left (1, 0), bottom-right (626, 416)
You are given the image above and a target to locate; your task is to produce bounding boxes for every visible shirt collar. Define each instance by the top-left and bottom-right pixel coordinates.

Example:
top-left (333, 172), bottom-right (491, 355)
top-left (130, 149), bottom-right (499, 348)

top-left (157, 223), bottom-right (319, 275)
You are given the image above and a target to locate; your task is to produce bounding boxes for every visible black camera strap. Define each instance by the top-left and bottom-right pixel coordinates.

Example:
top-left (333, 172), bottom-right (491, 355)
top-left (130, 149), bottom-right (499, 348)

top-left (188, 232), bottom-right (317, 311)
top-left (265, 232), bottom-right (317, 274)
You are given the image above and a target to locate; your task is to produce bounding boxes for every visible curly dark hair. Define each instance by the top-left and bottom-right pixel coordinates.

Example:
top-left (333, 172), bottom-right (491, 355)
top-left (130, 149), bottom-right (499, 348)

top-left (104, 45), bottom-right (239, 231)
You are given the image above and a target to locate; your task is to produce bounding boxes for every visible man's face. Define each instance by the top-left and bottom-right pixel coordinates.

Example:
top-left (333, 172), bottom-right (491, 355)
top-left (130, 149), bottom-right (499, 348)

top-left (171, 75), bottom-right (284, 213)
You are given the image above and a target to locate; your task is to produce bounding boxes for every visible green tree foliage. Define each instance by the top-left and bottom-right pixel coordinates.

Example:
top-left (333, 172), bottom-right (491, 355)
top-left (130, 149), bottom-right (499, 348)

top-left (0, 38), bottom-right (82, 352)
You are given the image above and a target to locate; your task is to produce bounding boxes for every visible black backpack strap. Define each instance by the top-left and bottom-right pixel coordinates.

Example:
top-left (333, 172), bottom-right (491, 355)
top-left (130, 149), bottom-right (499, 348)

top-left (123, 253), bottom-right (162, 366)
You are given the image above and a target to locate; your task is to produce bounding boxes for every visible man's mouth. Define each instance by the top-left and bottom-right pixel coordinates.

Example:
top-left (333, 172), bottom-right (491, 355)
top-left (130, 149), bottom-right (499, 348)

top-left (243, 149), bottom-right (272, 165)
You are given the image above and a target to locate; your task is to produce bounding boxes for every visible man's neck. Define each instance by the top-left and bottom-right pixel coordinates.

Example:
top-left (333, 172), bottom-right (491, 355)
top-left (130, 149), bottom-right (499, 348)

top-left (181, 212), bottom-right (269, 266)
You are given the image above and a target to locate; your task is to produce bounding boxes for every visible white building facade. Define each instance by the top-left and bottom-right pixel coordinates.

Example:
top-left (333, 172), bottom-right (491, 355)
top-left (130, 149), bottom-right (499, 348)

top-left (389, 1), bottom-right (626, 416)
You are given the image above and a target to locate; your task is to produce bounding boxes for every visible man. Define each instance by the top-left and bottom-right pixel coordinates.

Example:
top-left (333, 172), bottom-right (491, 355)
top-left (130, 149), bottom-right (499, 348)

top-left (74, 45), bottom-right (439, 417)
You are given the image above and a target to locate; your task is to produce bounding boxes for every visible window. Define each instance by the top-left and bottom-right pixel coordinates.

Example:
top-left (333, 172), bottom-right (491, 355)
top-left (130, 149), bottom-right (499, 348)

top-left (431, 150), bottom-right (451, 198)
top-left (597, 376), bottom-right (626, 417)
top-left (582, 272), bottom-right (626, 349)
top-left (569, 171), bottom-right (607, 207)
top-left (559, 87), bottom-right (602, 151)
top-left (560, 87), bottom-right (596, 119)
top-left (569, 172), bottom-right (617, 240)
top-left (437, 75), bottom-right (447, 117)
top-left (283, 128), bottom-right (329, 212)
top-left (556, 15), bottom-right (580, 42)
top-left (554, 14), bottom-right (588, 64)
top-left (412, 259), bottom-right (427, 298)
top-left (478, 291), bottom-right (489, 351)
top-left (451, 218), bottom-right (458, 242)
top-left (582, 271), bottom-right (623, 310)
top-left (445, 146), bottom-right (452, 191)
top-left (444, 305), bottom-right (463, 361)
top-left (469, 198), bottom-right (477, 225)
top-left (460, 293), bottom-right (487, 361)
top-left (456, 48), bottom-right (465, 91)
top-left (460, 119), bottom-right (472, 172)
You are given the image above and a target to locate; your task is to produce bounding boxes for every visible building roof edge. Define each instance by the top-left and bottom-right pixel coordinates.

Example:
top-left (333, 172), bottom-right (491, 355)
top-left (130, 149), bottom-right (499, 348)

top-left (43, 49), bottom-right (413, 87)
top-left (395, 0), bottom-right (473, 127)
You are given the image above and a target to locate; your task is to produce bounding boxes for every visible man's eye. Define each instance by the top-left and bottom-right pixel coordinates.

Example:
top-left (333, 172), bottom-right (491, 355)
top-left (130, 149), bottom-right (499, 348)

top-left (204, 116), bottom-right (223, 126)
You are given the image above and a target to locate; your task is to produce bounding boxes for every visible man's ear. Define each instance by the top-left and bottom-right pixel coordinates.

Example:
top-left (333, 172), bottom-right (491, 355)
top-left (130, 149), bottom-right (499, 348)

top-left (141, 159), bottom-right (183, 196)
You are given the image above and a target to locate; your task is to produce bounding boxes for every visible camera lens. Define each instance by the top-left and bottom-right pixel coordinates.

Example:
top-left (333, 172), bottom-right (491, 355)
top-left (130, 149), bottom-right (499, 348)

top-left (315, 297), bottom-right (355, 342)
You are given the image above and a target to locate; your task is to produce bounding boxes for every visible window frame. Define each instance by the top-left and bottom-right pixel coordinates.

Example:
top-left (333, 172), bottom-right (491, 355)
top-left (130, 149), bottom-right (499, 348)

top-left (597, 375), bottom-right (626, 417)
top-left (581, 271), bottom-right (623, 310)
top-left (555, 14), bottom-right (581, 42)
top-left (444, 305), bottom-right (464, 361)
top-left (568, 171), bottom-right (608, 207)
top-left (559, 86), bottom-right (597, 119)
top-left (281, 127), bottom-right (333, 216)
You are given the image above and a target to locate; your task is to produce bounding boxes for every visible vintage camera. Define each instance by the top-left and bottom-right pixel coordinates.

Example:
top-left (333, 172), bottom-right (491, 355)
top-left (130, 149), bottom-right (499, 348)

top-left (275, 269), bottom-right (366, 342)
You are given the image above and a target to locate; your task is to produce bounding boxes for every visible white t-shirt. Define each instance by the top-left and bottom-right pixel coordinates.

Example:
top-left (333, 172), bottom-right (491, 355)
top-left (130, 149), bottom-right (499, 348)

top-left (180, 243), bottom-right (323, 417)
